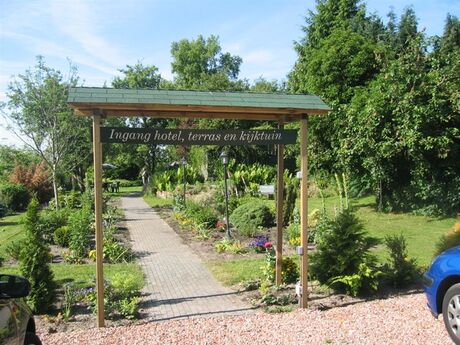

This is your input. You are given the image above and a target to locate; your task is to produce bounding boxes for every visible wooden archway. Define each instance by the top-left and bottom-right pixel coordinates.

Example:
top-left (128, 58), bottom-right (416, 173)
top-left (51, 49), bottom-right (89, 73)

top-left (68, 87), bottom-right (330, 326)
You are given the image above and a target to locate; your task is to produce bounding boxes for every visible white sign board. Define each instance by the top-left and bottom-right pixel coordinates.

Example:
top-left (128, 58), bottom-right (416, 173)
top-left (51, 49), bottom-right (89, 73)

top-left (259, 184), bottom-right (275, 195)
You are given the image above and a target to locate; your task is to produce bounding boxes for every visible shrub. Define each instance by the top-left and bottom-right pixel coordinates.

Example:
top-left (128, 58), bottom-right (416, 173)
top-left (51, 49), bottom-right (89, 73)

top-left (309, 209), bottom-right (377, 294)
top-left (87, 273), bottom-right (141, 319)
top-left (103, 239), bottom-right (133, 263)
top-left (53, 226), bottom-right (72, 247)
top-left (384, 234), bottom-right (420, 287)
top-left (9, 162), bottom-right (52, 203)
top-left (19, 198), bottom-right (56, 313)
top-left (330, 260), bottom-right (381, 297)
top-left (39, 208), bottom-right (69, 243)
top-left (283, 172), bottom-right (299, 226)
top-left (434, 219), bottom-right (460, 256)
top-left (0, 183), bottom-right (30, 212)
top-left (214, 239), bottom-right (245, 254)
top-left (186, 201), bottom-right (218, 229)
top-left (68, 208), bottom-right (92, 259)
top-left (262, 244), bottom-right (299, 285)
top-left (5, 240), bottom-right (24, 261)
top-left (230, 201), bottom-right (274, 237)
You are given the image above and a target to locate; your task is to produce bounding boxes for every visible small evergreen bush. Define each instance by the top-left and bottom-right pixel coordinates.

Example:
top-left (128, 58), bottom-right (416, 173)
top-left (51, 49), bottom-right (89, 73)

top-left (230, 201), bottom-right (274, 237)
top-left (384, 233), bottom-right (420, 287)
top-left (0, 183), bottom-right (30, 211)
top-left (310, 209), bottom-right (378, 295)
top-left (53, 226), bottom-right (72, 247)
top-left (19, 198), bottom-right (56, 313)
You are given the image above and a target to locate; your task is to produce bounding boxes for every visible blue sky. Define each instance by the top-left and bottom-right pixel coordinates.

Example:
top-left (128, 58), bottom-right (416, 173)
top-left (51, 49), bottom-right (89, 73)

top-left (0, 0), bottom-right (459, 145)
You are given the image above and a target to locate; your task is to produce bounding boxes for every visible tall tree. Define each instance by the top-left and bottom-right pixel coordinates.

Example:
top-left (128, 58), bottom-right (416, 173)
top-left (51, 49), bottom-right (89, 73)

top-left (112, 62), bottom-right (162, 89)
top-left (2, 57), bottom-right (86, 208)
top-left (170, 35), bottom-right (246, 91)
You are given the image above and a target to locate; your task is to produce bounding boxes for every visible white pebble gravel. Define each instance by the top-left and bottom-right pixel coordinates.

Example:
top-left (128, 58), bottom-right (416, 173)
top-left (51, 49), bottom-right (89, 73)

top-left (40, 293), bottom-right (452, 345)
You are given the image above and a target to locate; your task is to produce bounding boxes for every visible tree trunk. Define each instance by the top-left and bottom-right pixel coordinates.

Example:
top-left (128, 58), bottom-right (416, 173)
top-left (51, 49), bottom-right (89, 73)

top-left (52, 167), bottom-right (59, 209)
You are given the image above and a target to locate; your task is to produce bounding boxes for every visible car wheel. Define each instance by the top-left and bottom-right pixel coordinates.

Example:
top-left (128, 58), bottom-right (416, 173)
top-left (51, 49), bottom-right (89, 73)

top-left (443, 283), bottom-right (460, 345)
top-left (24, 332), bottom-right (42, 345)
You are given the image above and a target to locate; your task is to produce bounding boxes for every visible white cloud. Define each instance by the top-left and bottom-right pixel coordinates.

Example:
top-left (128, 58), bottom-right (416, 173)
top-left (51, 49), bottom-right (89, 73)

top-left (48, 0), bottom-right (127, 69)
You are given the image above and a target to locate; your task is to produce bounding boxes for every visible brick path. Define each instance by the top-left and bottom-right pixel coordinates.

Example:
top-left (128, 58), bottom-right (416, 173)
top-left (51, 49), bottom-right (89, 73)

top-left (120, 195), bottom-right (253, 321)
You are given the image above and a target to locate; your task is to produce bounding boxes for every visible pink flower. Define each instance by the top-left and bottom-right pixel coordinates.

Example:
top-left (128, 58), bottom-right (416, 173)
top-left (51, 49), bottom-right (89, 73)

top-left (264, 242), bottom-right (273, 248)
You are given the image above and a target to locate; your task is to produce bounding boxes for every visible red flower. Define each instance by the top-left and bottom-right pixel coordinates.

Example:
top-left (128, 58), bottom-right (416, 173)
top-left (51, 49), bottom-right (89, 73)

top-left (264, 242), bottom-right (273, 248)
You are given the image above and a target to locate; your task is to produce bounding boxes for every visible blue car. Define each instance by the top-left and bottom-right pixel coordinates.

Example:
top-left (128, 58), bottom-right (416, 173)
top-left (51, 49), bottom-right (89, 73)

top-left (423, 246), bottom-right (460, 345)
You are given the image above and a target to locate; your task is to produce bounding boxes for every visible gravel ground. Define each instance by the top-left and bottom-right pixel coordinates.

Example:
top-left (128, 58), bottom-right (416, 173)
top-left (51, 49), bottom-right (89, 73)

top-left (40, 293), bottom-right (452, 345)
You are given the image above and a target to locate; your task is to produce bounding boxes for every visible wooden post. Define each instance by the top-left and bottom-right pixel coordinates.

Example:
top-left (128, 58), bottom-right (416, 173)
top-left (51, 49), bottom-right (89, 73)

top-left (275, 120), bottom-right (285, 286)
top-left (92, 113), bottom-right (105, 327)
top-left (300, 116), bottom-right (309, 308)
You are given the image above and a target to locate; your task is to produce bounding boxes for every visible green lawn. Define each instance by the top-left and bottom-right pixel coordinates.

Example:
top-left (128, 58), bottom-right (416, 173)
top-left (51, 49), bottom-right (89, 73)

top-left (143, 194), bottom-right (173, 208)
top-left (206, 257), bottom-right (265, 286)
top-left (2, 263), bottom-right (144, 288)
top-left (0, 213), bottom-right (25, 256)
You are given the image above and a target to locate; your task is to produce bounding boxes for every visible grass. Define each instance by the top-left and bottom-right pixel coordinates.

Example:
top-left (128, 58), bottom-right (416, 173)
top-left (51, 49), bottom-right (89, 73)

top-left (206, 257), bottom-right (264, 286)
top-left (206, 194), bottom-right (456, 286)
top-left (2, 263), bottom-right (144, 288)
top-left (0, 212), bottom-right (25, 255)
top-left (143, 194), bottom-right (173, 208)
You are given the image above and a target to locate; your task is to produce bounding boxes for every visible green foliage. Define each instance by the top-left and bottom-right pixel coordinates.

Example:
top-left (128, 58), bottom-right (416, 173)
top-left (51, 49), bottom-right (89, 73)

top-left (230, 201), bottom-right (274, 237)
top-left (283, 172), bottom-right (299, 226)
top-left (112, 62), bottom-right (161, 89)
top-left (62, 283), bottom-right (78, 321)
top-left (310, 209), bottom-right (375, 291)
top-left (5, 240), bottom-right (24, 261)
top-left (290, 1), bottom-right (460, 217)
top-left (384, 234), bottom-right (420, 287)
top-left (185, 200), bottom-right (218, 230)
top-left (19, 198), bottom-right (56, 313)
top-left (53, 226), bottom-right (72, 247)
top-left (87, 272), bottom-right (142, 319)
top-left (261, 246), bottom-right (299, 285)
top-left (214, 239), bottom-right (245, 254)
top-left (68, 207), bottom-right (92, 259)
top-left (0, 183), bottom-right (30, 212)
top-left (170, 35), bottom-right (245, 90)
top-left (5, 56), bottom-right (88, 209)
top-left (39, 207), bottom-right (69, 243)
top-left (230, 163), bottom-right (276, 195)
top-left (102, 239), bottom-right (133, 264)
top-left (330, 261), bottom-right (381, 297)
top-left (434, 219), bottom-right (460, 256)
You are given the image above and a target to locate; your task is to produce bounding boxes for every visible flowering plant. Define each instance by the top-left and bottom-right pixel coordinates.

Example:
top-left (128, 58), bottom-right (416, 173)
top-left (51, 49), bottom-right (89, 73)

top-left (215, 220), bottom-right (226, 232)
top-left (264, 242), bottom-right (273, 249)
top-left (250, 235), bottom-right (270, 253)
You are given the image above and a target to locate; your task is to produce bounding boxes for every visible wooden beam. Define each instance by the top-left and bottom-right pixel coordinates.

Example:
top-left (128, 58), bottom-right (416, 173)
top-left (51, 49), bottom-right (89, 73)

top-left (69, 102), bottom-right (328, 115)
top-left (299, 116), bottom-right (309, 308)
top-left (92, 113), bottom-right (105, 327)
top-left (275, 121), bottom-right (285, 286)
